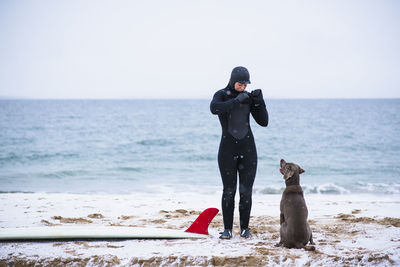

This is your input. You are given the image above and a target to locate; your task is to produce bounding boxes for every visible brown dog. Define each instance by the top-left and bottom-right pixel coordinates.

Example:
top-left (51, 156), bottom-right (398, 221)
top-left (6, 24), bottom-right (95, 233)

top-left (276, 159), bottom-right (315, 250)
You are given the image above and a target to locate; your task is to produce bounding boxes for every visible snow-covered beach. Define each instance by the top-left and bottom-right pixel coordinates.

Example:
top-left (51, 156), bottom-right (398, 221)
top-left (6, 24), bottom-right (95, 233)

top-left (1, 192), bottom-right (399, 266)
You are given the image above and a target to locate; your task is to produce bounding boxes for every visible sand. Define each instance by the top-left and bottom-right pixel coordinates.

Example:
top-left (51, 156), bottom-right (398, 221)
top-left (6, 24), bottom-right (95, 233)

top-left (0, 192), bottom-right (399, 266)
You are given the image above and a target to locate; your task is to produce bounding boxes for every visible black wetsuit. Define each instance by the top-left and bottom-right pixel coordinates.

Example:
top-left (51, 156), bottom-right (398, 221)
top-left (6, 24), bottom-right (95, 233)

top-left (210, 73), bottom-right (268, 231)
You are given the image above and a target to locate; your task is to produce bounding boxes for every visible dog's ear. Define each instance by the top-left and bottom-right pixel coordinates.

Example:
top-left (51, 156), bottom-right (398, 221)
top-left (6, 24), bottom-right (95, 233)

top-left (298, 165), bottom-right (305, 174)
top-left (280, 159), bottom-right (286, 168)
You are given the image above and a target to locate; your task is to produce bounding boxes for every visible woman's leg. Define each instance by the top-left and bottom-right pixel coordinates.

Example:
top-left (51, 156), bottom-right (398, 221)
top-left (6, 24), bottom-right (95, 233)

top-left (218, 141), bottom-right (238, 230)
top-left (237, 138), bottom-right (257, 230)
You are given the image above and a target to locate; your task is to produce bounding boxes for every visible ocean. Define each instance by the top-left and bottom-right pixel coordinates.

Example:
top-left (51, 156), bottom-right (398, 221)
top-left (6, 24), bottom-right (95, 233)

top-left (0, 99), bottom-right (399, 195)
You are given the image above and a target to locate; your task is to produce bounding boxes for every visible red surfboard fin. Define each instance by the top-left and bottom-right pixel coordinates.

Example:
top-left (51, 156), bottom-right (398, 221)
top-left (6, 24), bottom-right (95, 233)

top-left (185, 208), bottom-right (219, 235)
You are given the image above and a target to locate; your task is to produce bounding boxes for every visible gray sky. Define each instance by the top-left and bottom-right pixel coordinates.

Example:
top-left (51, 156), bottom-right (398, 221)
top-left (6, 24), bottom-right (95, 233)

top-left (0, 0), bottom-right (399, 99)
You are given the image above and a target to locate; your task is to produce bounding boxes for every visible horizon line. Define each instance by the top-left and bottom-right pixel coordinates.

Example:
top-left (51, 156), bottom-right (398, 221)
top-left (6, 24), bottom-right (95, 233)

top-left (0, 96), bottom-right (399, 100)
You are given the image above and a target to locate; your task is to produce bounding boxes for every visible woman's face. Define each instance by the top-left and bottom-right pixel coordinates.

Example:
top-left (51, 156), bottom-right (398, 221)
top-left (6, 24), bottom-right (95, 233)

top-left (234, 82), bottom-right (247, 92)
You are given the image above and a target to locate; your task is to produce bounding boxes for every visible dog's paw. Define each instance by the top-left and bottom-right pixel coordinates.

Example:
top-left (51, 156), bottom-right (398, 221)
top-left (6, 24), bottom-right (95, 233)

top-left (304, 245), bottom-right (316, 251)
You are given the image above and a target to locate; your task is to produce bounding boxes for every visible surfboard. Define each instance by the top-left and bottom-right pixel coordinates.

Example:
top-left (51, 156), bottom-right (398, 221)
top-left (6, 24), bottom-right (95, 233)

top-left (0, 208), bottom-right (219, 241)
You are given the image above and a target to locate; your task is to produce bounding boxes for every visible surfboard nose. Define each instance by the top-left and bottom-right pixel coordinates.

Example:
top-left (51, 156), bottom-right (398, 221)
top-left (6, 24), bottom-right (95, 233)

top-left (185, 208), bottom-right (219, 235)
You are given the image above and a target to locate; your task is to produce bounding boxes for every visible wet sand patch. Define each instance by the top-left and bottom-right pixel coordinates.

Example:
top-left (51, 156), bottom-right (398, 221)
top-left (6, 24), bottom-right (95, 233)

top-left (118, 215), bottom-right (136, 220)
top-left (148, 219), bottom-right (167, 224)
top-left (160, 209), bottom-right (201, 220)
top-left (87, 213), bottom-right (104, 219)
top-left (41, 219), bottom-right (61, 226)
top-left (335, 213), bottom-right (400, 227)
top-left (2, 255), bottom-right (121, 266)
top-left (52, 216), bottom-right (93, 224)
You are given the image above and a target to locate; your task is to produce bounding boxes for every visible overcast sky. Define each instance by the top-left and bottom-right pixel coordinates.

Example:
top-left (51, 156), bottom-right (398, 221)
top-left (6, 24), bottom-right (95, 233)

top-left (0, 0), bottom-right (399, 99)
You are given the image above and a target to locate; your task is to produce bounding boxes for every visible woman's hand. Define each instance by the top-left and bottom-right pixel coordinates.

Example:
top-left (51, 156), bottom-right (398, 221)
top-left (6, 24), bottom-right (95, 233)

top-left (250, 89), bottom-right (264, 106)
top-left (235, 92), bottom-right (250, 103)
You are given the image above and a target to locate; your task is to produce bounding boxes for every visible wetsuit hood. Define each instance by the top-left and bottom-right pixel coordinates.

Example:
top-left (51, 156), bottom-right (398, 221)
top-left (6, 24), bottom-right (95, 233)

top-left (227, 66), bottom-right (251, 89)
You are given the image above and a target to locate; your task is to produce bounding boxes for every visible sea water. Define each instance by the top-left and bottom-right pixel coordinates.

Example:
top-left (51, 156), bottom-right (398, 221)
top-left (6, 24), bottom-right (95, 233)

top-left (0, 99), bottom-right (399, 195)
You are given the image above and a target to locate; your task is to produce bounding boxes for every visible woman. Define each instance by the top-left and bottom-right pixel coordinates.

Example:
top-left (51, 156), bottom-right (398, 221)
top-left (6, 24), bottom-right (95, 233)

top-left (210, 66), bottom-right (268, 239)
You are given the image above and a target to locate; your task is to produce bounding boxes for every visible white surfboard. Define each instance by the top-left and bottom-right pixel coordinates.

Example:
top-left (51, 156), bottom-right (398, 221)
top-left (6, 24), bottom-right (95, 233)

top-left (0, 208), bottom-right (219, 241)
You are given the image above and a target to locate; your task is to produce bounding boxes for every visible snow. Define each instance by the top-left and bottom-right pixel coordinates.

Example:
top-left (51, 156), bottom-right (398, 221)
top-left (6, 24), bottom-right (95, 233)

top-left (1, 192), bottom-right (399, 266)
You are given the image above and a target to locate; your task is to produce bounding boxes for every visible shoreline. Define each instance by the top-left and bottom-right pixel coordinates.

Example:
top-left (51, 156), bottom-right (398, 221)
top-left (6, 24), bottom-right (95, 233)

top-left (1, 192), bottom-right (399, 266)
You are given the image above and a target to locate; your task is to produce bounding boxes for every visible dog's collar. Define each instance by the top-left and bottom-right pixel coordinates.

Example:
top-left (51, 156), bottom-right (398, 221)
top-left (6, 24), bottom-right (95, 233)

top-left (284, 185), bottom-right (303, 194)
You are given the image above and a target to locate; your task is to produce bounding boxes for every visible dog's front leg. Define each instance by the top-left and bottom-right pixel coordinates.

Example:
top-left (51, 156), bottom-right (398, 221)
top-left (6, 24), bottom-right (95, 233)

top-left (309, 232), bottom-right (315, 245)
top-left (274, 240), bottom-right (283, 247)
